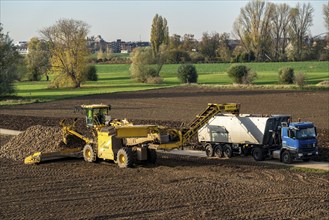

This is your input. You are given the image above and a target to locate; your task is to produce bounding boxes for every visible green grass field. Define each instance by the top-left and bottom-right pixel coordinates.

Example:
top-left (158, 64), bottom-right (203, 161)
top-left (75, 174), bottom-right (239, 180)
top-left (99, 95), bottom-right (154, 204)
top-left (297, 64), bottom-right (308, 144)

top-left (3, 61), bottom-right (328, 105)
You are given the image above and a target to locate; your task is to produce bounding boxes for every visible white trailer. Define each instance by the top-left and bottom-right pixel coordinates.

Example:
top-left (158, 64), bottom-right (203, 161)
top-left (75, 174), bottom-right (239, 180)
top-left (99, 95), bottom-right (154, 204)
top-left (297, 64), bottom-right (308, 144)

top-left (198, 114), bottom-right (290, 159)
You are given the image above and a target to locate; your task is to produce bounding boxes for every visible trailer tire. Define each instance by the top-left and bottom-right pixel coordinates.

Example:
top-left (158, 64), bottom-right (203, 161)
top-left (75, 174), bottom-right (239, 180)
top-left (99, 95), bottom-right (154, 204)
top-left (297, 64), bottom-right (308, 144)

top-left (223, 144), bottom-right (233, 158)
top-left (252, 147), bottom-right (265, 161)
top-left (83, 144), bottom-right (97, 163)
top-left (282, 151), bottom-right (292, 164)
top-left (117, 147), bottom-right (133, 168)
top-left (147, 148), bottom-right (157, 164)
top-left (214, 145), bottom-right (223, 158)
top-left (205, 144), bottom-right (214, 157)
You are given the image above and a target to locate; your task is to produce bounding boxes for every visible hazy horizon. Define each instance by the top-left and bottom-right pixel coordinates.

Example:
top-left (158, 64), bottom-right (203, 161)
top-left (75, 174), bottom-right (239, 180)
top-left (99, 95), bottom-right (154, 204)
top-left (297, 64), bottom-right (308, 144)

top-left (1, 0), bottom-right (327, 43)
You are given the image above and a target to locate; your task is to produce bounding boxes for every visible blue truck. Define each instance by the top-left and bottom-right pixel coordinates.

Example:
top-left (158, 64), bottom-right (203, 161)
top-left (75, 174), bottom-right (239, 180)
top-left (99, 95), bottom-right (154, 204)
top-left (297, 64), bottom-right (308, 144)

top-left (198, 114), bottom-right (318, 164)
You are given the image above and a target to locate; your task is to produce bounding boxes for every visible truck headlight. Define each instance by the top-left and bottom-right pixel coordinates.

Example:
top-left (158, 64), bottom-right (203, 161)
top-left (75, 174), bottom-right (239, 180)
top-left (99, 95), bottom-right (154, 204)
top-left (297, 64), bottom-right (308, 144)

top-left (298, 153), bottom-right (303, 157)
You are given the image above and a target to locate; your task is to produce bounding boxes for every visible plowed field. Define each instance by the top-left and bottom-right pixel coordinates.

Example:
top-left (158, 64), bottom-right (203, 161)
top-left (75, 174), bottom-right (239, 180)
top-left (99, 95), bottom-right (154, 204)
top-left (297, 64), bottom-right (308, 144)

top-left (1, 86), bottom-right (329, 219)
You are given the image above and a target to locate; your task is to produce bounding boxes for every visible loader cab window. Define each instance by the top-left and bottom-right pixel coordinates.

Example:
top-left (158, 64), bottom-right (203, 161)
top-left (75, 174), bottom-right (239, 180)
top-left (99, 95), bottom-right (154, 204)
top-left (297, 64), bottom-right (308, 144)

top-left (94, 108), bottom-right (108, 125)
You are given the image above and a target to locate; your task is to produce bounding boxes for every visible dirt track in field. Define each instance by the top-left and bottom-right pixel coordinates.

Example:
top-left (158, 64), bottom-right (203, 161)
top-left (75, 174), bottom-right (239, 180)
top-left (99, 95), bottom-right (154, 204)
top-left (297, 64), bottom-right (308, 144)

top-left (0, 86), bottom-right (329, 219)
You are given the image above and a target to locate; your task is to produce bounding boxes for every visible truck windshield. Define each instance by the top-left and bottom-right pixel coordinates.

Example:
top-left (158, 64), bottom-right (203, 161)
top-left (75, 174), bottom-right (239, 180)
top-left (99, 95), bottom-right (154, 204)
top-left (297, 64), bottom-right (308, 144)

top-left (296, 127), bottom-right (316, 139)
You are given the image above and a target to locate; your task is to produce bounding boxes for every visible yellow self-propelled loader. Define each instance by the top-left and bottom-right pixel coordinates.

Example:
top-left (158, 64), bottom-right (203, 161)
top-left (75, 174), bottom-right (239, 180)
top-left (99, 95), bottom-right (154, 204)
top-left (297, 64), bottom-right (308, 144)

top-left (24, 103), bottom-right (240, 167)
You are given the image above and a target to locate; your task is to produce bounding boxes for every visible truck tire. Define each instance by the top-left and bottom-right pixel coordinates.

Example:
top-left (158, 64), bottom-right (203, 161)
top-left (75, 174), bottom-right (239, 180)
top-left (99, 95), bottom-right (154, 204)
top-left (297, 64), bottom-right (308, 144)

top-left (252, 147), bottom-right (265, 161)
top-left (223, 144), bottom-right (233, 158)
top-left (147, 148), bottom-right (157, 164)
top-left (205, 144), bottom-right (214, 157)
top-left (117, 147), bottom-right (133, 168)
top-left (214, 145), bottom-right (223, 158)
top-left (83, 144), bottom-right (96, 162)
top-left (282, 151), bottom-right (292, 164)
top-left (302, 158), bottom-right (310, 162)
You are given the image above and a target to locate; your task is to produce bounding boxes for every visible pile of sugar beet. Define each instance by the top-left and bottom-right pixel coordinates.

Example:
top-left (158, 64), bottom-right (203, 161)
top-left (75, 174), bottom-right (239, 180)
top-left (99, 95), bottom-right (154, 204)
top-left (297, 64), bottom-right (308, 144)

top-left (0, 125), bottom-right (85, 161)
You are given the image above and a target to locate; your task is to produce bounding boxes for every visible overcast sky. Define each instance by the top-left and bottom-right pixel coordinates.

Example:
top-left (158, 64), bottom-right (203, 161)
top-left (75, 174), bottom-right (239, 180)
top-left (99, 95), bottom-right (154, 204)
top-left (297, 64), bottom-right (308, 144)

top-left (1, 0), bottom-right (327, 43)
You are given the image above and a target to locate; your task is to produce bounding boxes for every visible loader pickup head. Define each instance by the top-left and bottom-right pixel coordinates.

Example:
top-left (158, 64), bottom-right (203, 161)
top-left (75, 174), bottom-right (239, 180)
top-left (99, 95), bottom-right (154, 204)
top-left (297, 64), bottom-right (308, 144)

top-left (80, 104), bottom-right (111, 127)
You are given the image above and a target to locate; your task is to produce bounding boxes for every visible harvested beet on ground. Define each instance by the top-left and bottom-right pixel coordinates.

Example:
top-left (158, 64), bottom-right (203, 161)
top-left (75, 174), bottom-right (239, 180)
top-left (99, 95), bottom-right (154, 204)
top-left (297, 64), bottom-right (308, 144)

top-left (0, 125), bottom-right (85, 162)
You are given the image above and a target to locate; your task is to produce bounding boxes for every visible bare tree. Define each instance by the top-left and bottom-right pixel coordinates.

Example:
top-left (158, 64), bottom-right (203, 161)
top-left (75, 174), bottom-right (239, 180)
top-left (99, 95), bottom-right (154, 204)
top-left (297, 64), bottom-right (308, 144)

top-left (324, 1), bottom-right (329, 32)
top-left (271, 3), bottom-right (291, 61)
top-left (233, 0), bottom-right (275, 61)
top-left (40, 19), bottom-right (90, 88)
top-left (288, 3), bottom-right (314, 61)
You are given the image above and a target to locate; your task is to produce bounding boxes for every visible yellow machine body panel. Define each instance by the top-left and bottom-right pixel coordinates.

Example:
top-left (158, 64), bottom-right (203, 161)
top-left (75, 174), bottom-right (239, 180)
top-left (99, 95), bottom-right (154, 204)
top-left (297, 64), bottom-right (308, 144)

top-left (115, 125), bottom-right (158, 138)
top-left (97, 131), bottom-right (114, 160)
top-left (97, 130), bottom-right (124, 160)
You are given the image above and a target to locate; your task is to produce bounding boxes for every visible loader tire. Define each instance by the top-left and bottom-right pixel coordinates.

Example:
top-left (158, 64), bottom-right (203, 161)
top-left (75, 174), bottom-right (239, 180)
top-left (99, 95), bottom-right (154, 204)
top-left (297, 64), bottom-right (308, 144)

top-left (83, 144), bottom-right (96, 162)
top-left (252, 147), bottom-right (265, 161)
top-left (205, 144), bottom-right (214, 157)
top-left (117, 147), bottom-right (133, 168)
top-left (214, 145), bottom-right (223, 158)
top-left (147, 148), bottom-right (157, 164)
top-left (223, 144), bottom-right (233, 158)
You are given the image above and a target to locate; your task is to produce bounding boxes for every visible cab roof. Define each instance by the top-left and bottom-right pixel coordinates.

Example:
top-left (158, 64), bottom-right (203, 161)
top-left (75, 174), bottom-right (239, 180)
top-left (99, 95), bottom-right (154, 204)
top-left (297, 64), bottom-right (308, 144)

top-left (81, 104), bottom-right (110, 109)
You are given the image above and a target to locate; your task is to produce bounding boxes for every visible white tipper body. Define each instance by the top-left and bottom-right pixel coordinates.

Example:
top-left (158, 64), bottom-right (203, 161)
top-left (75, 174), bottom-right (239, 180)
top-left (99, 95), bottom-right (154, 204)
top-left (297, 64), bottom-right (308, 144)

top-left (198, 114), bottom-right (270, 145)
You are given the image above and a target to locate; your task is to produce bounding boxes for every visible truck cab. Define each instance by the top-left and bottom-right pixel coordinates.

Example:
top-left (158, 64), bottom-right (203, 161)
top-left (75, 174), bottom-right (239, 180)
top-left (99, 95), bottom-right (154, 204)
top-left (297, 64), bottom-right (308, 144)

top-left (280, 122), bottom-right (318, 163)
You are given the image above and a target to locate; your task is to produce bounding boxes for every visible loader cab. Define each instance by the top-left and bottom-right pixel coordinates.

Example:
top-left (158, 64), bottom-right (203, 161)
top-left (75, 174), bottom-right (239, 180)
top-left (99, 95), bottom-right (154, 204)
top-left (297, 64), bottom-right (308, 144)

top-left (81, 104), bottom-right (111, 127)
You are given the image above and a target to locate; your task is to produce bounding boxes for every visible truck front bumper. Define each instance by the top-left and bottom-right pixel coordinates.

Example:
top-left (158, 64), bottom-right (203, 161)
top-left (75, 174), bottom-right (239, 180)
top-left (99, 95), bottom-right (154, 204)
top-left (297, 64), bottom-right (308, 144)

top-left (294, 149), bottom-right (318, 160)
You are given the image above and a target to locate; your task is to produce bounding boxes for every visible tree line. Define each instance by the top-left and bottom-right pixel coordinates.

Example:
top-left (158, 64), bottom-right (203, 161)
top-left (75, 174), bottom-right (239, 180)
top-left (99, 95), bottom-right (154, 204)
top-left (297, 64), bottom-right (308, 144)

top-left (0, 0), bottom-right (328, 96)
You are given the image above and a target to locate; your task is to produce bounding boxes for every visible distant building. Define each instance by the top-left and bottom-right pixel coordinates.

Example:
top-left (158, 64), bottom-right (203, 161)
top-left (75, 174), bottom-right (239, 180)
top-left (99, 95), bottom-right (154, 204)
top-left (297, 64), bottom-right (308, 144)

top-left (14, 41), bottom-right (28, 54)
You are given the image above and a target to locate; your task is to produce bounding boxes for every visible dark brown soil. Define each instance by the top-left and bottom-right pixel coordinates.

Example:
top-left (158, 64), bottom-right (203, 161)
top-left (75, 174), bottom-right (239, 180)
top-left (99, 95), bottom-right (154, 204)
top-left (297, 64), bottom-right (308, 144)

top-left (0, 86), bottom-right (329, 219)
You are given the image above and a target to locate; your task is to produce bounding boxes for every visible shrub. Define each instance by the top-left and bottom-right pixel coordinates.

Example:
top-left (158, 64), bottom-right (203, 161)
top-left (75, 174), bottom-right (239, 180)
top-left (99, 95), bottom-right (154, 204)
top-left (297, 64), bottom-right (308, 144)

top-left (278, 67), bottom-right (294, 84)
top-left (295, 72), bottom-right (306, 89)
top-left (146, 76), bottom-right (163, 84)
top-left (85, 65), bottom-right (98, 81)
top-left (129, 47), bottom-right (162, 83)
top-left (177, 64), bottom-right (198, 83)
top-left (242, 70), bottom-right (258, 84)
top-left (227, 65), bottom-right (256, 84)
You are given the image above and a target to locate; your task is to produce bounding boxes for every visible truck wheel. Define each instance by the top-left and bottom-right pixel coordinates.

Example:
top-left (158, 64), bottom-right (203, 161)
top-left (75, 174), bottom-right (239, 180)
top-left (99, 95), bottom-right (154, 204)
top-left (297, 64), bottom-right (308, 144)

top-left (214, 145), bottom-right (223, 158)
top-left (252, 147), bottom-right (264, 161)
top-left (83, 144), bottom-right (96, 162)
top-left (117, 147), bottom-right (133, 168)
top-left (302, 158), bottom-right (310, 162)
top-left (282, 151), bottom-right (292, 164)
top-left (223, 144), bottom-right (233, 158)
top-left (205, 144), bottom-right (214, 157)
top-left (147, 148), bottom-right (157, 164)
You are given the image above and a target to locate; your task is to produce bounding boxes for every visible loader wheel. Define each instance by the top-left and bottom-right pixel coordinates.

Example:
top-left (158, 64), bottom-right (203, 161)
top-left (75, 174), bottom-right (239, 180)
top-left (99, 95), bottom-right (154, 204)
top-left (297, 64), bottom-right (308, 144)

top-left (223, 144), bottom-right (233, 158)
top-left (282, 151), bottom-right (292, 164)
top-left (205, 144), bottom-right (214, 157)
top-left (252, 147), bottom-right (265, 161)
top-left (83, 144), bottom-right (96, 162)
top-left (147, 148), bottom-right (157, 164)
top-left (117, 147), bottom-right (133, 168)
top-left (214, 145), bottom-right (223, 158)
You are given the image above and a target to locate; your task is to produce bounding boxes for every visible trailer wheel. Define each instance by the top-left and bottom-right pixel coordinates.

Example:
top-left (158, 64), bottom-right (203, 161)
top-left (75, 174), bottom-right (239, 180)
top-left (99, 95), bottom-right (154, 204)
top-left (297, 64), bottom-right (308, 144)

top-left (223, 144), bottom-right (233, 158)
top-left (117, 147), bottom-right (133, 168)
top-left (214, 145), bottom-right (223, 158)
top-left (147, 148), bottom-right (157, 164)
top-left (252, 147), bottom-right (265, 161)
top-left (83, 144), bottom-right (96, 162)
top-left (205, 144), bottom-right (214, 157)
top-left (282, 151), bottom-right (292, 164)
